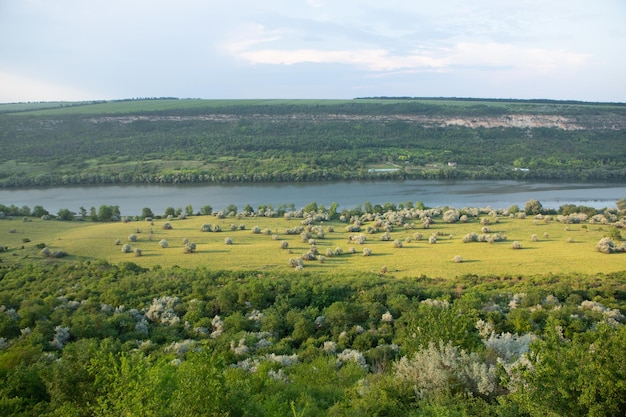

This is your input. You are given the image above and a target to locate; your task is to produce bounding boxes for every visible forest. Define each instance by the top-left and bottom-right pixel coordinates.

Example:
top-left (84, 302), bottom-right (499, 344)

top-left (0, 98), bottom-right (625, 187)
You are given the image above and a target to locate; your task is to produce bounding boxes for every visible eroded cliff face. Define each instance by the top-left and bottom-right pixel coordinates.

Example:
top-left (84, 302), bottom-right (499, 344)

top-left (86, 112), bottom-right (625, 130)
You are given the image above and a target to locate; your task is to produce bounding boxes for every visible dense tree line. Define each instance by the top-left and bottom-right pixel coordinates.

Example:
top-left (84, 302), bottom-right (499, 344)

top-left (1, 100), bottom-right (625, 187)
top-left (0, 261), bottom-right (625, 416)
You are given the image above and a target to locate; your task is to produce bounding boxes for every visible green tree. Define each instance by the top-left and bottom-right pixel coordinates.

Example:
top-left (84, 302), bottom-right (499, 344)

top-left (185, 204), bottom-right (194, 216)
top-left (31, 205), bottom-right (48, 218)
top-left (200, 205), bottom-right (213, 215)
top-left (141, 207), bottom-right (154, 219)
top-left (56, 208), bottom-right (74, 221)
top-left (508, 320), bottom-right (626, 416)
top-left (524, 199), bottom-right (543, 215)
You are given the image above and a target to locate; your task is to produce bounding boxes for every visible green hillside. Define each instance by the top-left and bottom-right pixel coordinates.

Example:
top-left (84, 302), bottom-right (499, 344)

top-left (1, 98), bottom-right (625, 187)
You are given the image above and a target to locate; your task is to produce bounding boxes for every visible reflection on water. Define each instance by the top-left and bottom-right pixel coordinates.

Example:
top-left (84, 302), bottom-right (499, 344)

top-left (1, 180), bottom-right (624, 216)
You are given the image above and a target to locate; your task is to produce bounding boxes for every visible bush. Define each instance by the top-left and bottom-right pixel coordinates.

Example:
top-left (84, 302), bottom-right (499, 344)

top-left (511, 241), bottom-right (522, 250)
top-left (200, 224), bottom-right (212, 232)
top-left (159, 239), bottom-right (169, 248)
top-left (429, 234), bottom-right (437, 244)
top-left (280, 241), bottom-right (289, 250)
top-left (134, 248), bottom-right (143, 257)
top-left (463, 233), bottom-right (478, 243)
top-left (363, 248), bottom-right (372, 256)
top-left (128, 234), bottom-right (138, 242)
top-left (251, 226), bottom-right (261, 234)
top-left (453, 255), bottom-right (463, 263)
top-left (288, 258), bottom-right (304, 269)
top-left (162, 222), bottom-right (173, 230)
top-left (224, 237), bottom-right (233, 245)
top-left (393, 239), bottom-right (403, 248)
top-left (184, 242), bottom-right (196, 254)
top-left (121, 244), bottom-right (132, 253)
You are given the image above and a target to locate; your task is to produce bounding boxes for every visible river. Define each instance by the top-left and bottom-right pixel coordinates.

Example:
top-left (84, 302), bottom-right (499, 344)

top-left (1, 180), bottom-right (625, 216)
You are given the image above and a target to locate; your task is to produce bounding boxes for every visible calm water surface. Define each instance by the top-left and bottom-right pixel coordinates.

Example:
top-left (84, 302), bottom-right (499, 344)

top-left (1, 180), bottom-right (625, 216)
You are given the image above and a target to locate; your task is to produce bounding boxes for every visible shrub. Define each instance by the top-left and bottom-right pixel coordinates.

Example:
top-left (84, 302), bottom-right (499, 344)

top-left (393, 239), bottom-right (403, 248)
top-left (134, 248), bottom-right (143, 257)
top-left (363, 248), bottom-right (372, 256)
top-left (159, 239), bottom-right (169, 248)
top-left (429, 234), bottom-right (437, 244)
top-left (288, 258), bottom-right (304, 269)
top-left (453, 255), bottom-right (463, 263)
top-left (121, 244), bottom-right (132, 253)
top-left (128, 234), bottom-right (138, 242)
top-left (380, 232), bottom-right (392, 241)
top-left (251, 226), bottom-right (262, 234)
top-left (162, 222), bottom-right (173, 230)
top-left (395, 340), bottom-right (497, 399)
top-left (595, 237), bottom-right (626, 254)
top-left (200, 224), bottom-right (212, 232)
top-left (531, 234), bottom-right (539, 242)
top-left (348, 247), bottom-right (356, 254)
top-left (114, 239), bottom-right (121, 246)
top-left (280, 241), bottom-right (289, 250)
top-left (462, 233), bottom-right (478, 243)
top-left (511, 241), bottom-right (522, 250)
top-left (442, 209), bottom-right (460, 223)
top-left (184, 242), bottom-right (196, 254)
top-left (224, 237), bottom-right (233, 245)
top-left (414, 232), bottom-right (423, 240)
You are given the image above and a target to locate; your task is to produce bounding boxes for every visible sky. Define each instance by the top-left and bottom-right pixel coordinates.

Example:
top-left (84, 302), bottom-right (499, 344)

top-left (1, 0), bottom-right (625, 103)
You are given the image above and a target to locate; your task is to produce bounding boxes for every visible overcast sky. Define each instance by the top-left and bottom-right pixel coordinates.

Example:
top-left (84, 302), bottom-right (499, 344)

top-left (1, 0), bottom-right (624, 103)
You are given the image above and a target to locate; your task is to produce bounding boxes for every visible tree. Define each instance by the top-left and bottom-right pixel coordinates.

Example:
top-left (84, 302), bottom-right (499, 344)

top-left (225, 204), bottom-right (237, 215)
top-left (508, 321), bottom-right (626, 416)
top-left (141, 207), bottom-right (154, 219)
top-left (164, 207), bottom-right (176, 217)
top-left (57, 208), bottom-right (74, 221)
top-left (185, 204), bottom-right (194, 216)
top-left (32, 205), bottom-right (49, 218)
top-left (200, 205), bottom-right (213, 215)
top-left (524, 199), bottom-right (543, 215)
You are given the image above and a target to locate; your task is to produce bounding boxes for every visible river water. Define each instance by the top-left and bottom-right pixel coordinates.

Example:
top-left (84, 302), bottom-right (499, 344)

top-left (1, 180), bottom-right (625, 216)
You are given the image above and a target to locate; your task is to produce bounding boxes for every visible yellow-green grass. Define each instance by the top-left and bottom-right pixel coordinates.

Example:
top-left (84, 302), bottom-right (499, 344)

top-left (1, 215), bottom-right (623, 278)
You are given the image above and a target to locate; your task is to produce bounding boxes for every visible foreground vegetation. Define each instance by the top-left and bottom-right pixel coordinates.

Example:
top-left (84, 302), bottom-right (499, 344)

top-left (0, 262), bottom-right (625, 416)
top-left (1, 198), bottom-right (625, 416)
top-left (1, 98), bottom-right (625, 187)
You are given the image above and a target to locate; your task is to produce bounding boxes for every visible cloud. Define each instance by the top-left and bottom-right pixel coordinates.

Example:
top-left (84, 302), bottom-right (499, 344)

top-left (227, 39), bottom-right (589, 75)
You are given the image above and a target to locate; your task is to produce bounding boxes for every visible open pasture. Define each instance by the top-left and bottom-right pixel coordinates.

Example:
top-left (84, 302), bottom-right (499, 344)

top-left (1, 212), bottom-right (623, 278)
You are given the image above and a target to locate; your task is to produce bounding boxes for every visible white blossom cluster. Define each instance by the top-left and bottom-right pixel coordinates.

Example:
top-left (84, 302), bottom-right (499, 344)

top-left (337, 348), bottom-right (368, 370)
top-left (381, 311), bottom-right (394, 323)
top-left (508, 293), bottom-right (526, 309)
top-left (323, 341), bottom-right (337, 353)
top-left (268, 368), bottom-right (289, 383)
top-left (420, 299), bottom-right (450, 308)
top-left (49, 326), bottom-right (70, 349)
top-left (232, 353), bottom-right (299, 373)
top-left (210, 315), bottom-right (224, 338)
top-left (247, 309), bottom-right (264, 322)
top-left (146, 296), bottom-right (181, 325)
top-left (53, 297), bottom-right (83, 311)
top-left (579, 300), bottom-right (625, 325)
top-left (395, 341), bottom-right (497, 399)
top-left (484, 332), bottom-right (536, 363)
top-left (1, 305), bottom-right (19, 320)
top-left (165, 339), bottom-right (196, 356)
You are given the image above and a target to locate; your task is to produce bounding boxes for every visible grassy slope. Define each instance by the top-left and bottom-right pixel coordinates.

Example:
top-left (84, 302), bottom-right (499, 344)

top-left (1, 215), bottom-right (623, 278)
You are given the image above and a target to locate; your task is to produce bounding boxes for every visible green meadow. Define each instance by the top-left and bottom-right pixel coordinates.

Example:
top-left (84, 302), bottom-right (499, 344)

top-left (2, 213), bottom-right (622, 277)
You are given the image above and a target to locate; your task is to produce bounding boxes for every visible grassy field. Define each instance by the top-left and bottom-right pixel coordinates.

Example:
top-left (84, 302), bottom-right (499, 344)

top-left (1, 214), bottom-right (623, 278)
